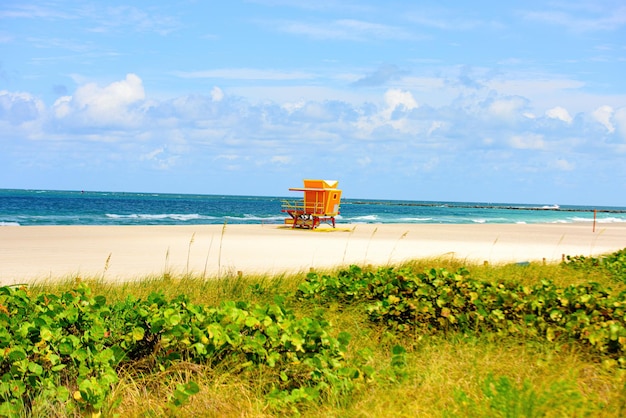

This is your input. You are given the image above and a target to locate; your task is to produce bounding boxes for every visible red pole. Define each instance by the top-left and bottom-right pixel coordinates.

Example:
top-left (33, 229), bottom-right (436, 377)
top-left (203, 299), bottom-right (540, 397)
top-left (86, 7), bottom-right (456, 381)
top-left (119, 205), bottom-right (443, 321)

top-left (593, 209), bottom-right (597, 232)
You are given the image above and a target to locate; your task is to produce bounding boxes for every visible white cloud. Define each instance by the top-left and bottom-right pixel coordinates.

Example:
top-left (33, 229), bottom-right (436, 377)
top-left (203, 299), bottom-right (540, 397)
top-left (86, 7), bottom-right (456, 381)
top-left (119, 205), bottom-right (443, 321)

top-left (554, 158), bottom-right (575, 171)
top-left (354, 89), bottom-right (419, 136)
top-left (52, 73), bottom-right (145, 127)
top-left (487, 96), bottom-right (528, 122)
top-left (2, 67), bottom-right (625, 203)
top-left (75, 74), bottom-right (144, 109)
top-left (384, 89), bottom-right (419, 112)
top-left (215, 154), bottom-right (239, 161)
top-left (0, 90), bottom-right (45, 125)
top-left (0, 4), bottom-right (72, 19)
top-left (139, 146), bottom-right (179, 169)
top-left (93, 6), bottom-right (180, 35)
top-left (282, 100), bottom-right (306, 114)
top-left (141, 147), bottom-right (164, 161)
top-left (175, 68), bottom-right (314, 81)
top-left (422, 157), bottom-right (440, 172)
top-left (614, 107), bottom-right (626, 140)
top-left (211, 87), bottom-right (224, 102)
top-left (271, 155), bottom-right (291, 164)
top-left (357, 156), bottom-right (371, 167)
top-left (302, 102), bottom-right (335, 120)
top-left (271, 18), bottom-right (418, 42)
top-left (509, 133), bottom-right (545, 150)
top-left (521, 5), bottom-right (626, 32)
top-left (407, 9), bottom-right (485, 31)
top-left (546, 106), bottom-right (573, 123)
top-left (427, 121), bottom-right (445, 136)
top-left (52, 96), bottom-right (72, 118)
top-left (592, 105), bottom-right (615, 132)
top-left (487, 78), bottom-right (585, 95)
top-left (485, 78), bottom-right (591, 112)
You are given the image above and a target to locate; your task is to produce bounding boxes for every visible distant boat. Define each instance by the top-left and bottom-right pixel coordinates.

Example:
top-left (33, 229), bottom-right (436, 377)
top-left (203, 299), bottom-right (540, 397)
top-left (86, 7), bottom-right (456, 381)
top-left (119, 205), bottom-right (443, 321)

top-left (541, 204), bottom-right (560, 209)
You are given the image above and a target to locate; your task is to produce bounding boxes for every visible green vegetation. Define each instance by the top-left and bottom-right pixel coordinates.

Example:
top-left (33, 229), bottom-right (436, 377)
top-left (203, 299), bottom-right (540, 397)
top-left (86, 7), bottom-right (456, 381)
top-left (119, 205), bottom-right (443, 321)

top-left (564, 248), bottom-right (626, 284)
top-left (2, 250), bottom-right (626, 417)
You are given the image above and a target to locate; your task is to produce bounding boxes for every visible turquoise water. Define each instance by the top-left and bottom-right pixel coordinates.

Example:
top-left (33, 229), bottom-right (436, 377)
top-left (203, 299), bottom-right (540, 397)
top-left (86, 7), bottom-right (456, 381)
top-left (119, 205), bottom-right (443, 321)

top-left (1, 189), bottom-right (625, 226)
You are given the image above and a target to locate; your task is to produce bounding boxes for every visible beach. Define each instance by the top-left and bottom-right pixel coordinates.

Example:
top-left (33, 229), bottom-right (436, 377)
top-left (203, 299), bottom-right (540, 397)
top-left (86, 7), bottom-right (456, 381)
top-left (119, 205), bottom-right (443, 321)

top-left (1, 223), bottom-right (625, 285)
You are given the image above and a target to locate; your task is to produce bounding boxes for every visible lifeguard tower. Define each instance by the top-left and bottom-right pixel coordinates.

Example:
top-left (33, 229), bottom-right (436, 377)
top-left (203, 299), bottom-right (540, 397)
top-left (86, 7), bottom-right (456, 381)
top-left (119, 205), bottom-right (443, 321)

top-left (281, 179), bottom-right (342, 229)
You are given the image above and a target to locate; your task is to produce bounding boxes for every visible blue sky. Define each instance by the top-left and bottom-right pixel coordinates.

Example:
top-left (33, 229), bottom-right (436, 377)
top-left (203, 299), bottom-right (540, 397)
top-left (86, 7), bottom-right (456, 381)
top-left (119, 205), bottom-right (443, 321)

top-left (1, 1), bottom-right (625, 205)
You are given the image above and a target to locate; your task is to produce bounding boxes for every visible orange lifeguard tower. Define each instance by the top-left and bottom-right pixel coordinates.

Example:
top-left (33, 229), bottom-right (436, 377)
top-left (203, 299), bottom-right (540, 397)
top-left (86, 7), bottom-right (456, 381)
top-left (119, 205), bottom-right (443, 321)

top-left (281, 179), bottom-right (342, 229)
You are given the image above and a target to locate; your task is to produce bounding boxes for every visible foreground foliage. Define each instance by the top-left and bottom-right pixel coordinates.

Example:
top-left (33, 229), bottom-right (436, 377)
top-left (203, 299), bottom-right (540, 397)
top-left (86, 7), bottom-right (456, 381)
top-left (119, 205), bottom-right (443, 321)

top-left (0, 284), bottom-right (360, 416)
top-left (1, 247), bottom-right (625, 416)
top-left (297, 265), bottom-right (626, 366)
top-left (563, 248), bottom-right (626, 283)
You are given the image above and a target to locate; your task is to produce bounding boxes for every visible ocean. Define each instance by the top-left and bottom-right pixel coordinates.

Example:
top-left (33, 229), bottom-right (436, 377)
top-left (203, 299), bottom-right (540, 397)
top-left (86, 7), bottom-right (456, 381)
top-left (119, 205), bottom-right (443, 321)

top-left (1, 189), bottom-right (626, 227)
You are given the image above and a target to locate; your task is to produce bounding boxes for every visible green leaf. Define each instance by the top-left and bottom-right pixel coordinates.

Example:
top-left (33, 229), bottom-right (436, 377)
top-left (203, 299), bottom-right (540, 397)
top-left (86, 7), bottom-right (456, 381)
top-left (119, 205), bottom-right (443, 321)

top-left (132, 327), bottom-right (145, 341)
top-left (8, 347), bottom-right (27, 362)
top-left (39, 327), bottom-right (54, 341)
top-left (90, 325), bottom-right (106, 340)
top-left (337, 331), bottom-right (351, 347)
top-left (27, 361), bottom-right (44, 375)
top-left (71, 348), bottom-right (89, 362)
top-left (392, 345), bottom-right (406, 356)
top-left (244, 315), bottom-right (260, 328)
top-left (94, 347), bottom-right (115, 364)
top-left (58, 340), bottom-right (75, 356)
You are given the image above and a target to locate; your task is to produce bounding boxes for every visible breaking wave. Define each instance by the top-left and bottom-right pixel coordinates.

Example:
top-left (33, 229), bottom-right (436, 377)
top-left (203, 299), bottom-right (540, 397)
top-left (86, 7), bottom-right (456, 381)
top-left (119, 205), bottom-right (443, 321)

top-left (105, 213), bottom-right (212, 221)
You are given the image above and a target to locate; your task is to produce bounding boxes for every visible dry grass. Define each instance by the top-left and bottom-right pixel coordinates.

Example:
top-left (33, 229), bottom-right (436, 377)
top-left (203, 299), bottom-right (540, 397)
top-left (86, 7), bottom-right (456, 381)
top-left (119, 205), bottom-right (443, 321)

top-left (24, 253), bottom-right (626, 417)
top-left (343, 339), bottom-right (622, 417)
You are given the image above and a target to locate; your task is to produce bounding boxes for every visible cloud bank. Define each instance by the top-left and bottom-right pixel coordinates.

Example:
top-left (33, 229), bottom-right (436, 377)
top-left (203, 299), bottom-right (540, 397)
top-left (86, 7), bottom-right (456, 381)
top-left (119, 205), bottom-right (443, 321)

top-left (1, 69), bottom-right (624, 203)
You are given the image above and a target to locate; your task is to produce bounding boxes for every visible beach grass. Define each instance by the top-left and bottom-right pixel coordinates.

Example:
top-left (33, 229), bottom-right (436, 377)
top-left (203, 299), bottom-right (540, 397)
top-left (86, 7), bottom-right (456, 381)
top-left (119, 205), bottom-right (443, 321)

top-left (11, 254), bottom-right (626, 417)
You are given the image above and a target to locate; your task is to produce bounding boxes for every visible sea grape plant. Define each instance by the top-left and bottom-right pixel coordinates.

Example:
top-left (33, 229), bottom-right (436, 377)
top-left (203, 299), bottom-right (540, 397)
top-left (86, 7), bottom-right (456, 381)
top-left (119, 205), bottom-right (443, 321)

top-left (0, 283), bottom-right (364, 415)
top-left (563, 248), bottom-right (626, 283)
top-left (296, 249), bottom-right (626, 367)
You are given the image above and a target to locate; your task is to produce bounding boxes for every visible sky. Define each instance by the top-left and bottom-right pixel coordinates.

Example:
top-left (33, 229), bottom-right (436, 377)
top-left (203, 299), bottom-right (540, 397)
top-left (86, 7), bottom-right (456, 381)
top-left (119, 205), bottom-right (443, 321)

top-left (1, 1), bottom-right (625, 206)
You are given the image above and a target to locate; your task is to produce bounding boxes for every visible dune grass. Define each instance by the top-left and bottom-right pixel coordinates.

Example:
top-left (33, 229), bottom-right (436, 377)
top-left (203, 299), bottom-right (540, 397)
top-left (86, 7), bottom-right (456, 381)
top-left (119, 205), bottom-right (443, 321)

top-left (15, 253), bottom-right (625, 418)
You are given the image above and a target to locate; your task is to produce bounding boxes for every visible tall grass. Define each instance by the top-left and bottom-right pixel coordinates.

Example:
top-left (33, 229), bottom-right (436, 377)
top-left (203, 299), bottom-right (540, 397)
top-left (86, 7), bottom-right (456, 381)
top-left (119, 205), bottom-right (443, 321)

top-left (202, 234), bottom-right (214, 279)
top-left (387, 230), bottom-right (408, 264)
top-left (218, 221), bottom-right (227, 278)
top-left (185, 232), bottom-right (195, 277)
top-left (102, 252), bottom-right (112, 280)
top-left (343, 225), bottom-right (357, 264)
top-left (363, 226), bottom-right (378, 264)
top-left (163, 246), bottom-right (171, 279)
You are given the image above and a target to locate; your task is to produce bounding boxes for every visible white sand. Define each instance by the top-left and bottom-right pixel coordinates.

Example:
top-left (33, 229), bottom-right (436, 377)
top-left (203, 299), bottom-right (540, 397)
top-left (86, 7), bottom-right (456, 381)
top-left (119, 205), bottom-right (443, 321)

top-left (1, 223), bottom-right (625, 284)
